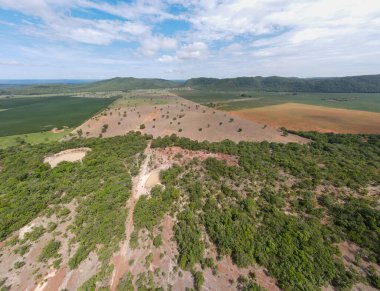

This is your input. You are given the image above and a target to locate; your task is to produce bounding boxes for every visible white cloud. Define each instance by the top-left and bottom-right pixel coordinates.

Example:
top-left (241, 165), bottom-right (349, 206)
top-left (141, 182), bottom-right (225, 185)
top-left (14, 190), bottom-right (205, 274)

top-left (1, 0), bottom-right (380, 78)
top-left (158, 41), bottom-right (208, 62)
top-left (177, 41), bottom-right (208, 60)
top-left (140, 35), bottom-right (177, 56)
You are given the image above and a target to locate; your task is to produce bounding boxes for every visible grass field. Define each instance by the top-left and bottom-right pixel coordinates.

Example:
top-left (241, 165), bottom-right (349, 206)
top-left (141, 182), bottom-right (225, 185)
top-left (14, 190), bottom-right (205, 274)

top-left (111, 91), bottom-right (178, 107)
top-left (231, 103), bottom-right (380, 134)
top-left (0, 96), bottom-right (114, 137)
top-left (0, 129), bottom-right (71, 149)
top-left (177, 90), bottom-right (380, 112)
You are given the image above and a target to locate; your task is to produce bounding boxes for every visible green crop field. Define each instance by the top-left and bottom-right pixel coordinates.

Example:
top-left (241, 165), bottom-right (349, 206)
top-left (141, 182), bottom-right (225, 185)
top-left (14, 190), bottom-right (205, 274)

top-left (0, 129), bottom-right (72, 149)
top-left (177, 90), bottom-right (380, 112)
top-left (0, 96), bottom-right (114, 137)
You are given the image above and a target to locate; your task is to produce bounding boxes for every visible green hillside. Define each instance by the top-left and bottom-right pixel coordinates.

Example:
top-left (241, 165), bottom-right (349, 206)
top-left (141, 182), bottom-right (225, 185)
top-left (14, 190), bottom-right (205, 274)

top-left (82, 77), bottom-right (178, 91)
top-left (1, 77), bottom-right (178, 95)
top-left (184, 75), bottom-right (380, 92)
top-left (3, 74), bottom-right (380, 95)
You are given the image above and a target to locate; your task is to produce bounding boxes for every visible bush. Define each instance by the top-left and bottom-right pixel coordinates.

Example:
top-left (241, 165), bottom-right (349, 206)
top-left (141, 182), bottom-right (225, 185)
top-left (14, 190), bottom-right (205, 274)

top-left (192, 271), bottom-right (205, 291)
top-left (101, 124), bottom-right (108, 133)
top-left (153, 235), bottom-right (163, 248)
top-left (14, 261), bottom-right (25, 269)
top-left (175, 210), bottom-right (204, 269)
top-left (39, 240), bottom-right (61, 262)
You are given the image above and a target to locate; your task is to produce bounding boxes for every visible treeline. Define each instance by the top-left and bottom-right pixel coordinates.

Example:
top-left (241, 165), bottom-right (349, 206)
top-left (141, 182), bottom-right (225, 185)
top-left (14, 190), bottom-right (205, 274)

top-left (0, 132), bottom-right (148, 271)
top-left (184, 75), bottom-right (380, 92)
top-left (154, 132), bottom-right (380, 290)
top-left (4, 74), bottom-right (380, 94)
top-left (152, 133), bottom-right (380, 190)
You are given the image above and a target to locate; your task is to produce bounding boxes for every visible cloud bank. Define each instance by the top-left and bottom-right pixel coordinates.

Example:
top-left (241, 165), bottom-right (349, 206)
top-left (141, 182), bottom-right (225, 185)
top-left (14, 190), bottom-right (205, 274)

top-left (0, 0), bottom-right (379, 78)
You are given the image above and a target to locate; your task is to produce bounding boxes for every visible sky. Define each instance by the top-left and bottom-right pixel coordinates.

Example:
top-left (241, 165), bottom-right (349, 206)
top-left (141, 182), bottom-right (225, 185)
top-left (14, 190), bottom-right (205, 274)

top-left (0, 0), bottom-right (380, 79)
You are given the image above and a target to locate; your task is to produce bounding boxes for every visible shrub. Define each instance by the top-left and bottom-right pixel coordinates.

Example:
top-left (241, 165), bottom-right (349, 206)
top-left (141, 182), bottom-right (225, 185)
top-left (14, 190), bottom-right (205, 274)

top-left (39, 240), bottom-right (61, 262)
top-left (192, 271), bottom-right (205, 291)
top-left (101, 124), bottom-right (108, 133)
top-left (14, 261), bottom-right (25, 269)
top-left (153, 235), bottom-right (163, 248)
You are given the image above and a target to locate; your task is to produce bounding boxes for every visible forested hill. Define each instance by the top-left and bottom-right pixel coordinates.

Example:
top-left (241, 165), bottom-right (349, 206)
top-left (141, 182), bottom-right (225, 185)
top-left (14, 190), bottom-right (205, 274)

top-left (3, 74), bottom-right (380, 94)
top-left (184, 75), bottom-right (380, 92)
top-left (83, 77), bottom-right (178, 91)
top-left (0, 77), bottom-right (179, 95)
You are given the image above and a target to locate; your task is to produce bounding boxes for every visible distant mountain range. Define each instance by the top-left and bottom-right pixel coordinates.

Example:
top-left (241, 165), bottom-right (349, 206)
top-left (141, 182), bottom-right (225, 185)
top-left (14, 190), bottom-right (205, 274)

top-left (83, 77), bottom-right (178, 91)
top-left (183, 75), bottom-right (380, 93)
top-left (2, 75), bottom-right (380, 94)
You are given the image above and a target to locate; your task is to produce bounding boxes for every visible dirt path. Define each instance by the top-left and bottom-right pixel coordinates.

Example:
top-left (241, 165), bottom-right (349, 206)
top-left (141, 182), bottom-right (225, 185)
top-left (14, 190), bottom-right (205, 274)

top-left (110, 141), bottom-right (153, 290)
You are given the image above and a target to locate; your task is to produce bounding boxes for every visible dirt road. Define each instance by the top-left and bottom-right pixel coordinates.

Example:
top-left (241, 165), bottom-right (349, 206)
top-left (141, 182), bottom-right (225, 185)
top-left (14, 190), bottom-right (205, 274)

top-left (109, 141), bottom-right (153, 290)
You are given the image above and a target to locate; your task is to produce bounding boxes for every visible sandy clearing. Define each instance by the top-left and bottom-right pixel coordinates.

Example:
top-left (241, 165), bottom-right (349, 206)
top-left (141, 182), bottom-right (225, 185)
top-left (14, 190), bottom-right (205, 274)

top-left (145, 169), bottom-right (160, 188)
top-left (50, 127), bottom-right (65, 134)
top-left (44, 147), bottom-right (91, 168)
top-left (230, 103), bottom-right (380, 134)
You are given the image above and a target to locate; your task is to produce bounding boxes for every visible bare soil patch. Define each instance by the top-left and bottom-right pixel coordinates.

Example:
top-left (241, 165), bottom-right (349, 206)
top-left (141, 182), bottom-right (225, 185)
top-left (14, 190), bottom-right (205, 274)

top-left (51, 127), bottom-right (65, 134)
top-left (44, 148), bottom-right (91, 168)
top-left (153, 146), bottom-right (239, 167)
top-left (145, 170), bottom-right (160, 189)
top-left (230, 103), bottom-right (380, 134)
top-left (0, 201), bottom-right (94, 291)
top-left (75, 94), bottom-right (307, 144)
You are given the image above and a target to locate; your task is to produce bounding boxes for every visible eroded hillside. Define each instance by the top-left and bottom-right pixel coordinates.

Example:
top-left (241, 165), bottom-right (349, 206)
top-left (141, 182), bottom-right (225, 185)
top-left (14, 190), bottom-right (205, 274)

top-left (0, 133), bottom-right (379, 290)
top-left (73, 90), bottom-right (307, 144)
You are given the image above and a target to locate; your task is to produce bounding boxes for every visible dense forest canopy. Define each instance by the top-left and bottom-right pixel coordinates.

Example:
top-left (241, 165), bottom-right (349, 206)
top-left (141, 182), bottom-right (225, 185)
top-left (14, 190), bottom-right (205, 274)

top-left (1, 132), bottom-right (379, 290)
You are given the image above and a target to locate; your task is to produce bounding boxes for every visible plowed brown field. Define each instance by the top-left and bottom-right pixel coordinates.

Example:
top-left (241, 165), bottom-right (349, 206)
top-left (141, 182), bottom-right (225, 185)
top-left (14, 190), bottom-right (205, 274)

top-left (231, 103), bottom-right (380, 134)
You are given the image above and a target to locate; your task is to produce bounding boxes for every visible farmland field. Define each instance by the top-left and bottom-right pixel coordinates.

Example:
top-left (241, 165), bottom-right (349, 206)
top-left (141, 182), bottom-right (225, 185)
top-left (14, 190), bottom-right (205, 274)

top-left (0, 129), bottom-right (71, 149)
top-left (177, 90), bottom-right (380, 134)
top-left (231, 103), bottom-right (380, 134)
top-left (177, 90), bottom-right (380, 112)
top-left (0, 96), bottom-right (114, 137)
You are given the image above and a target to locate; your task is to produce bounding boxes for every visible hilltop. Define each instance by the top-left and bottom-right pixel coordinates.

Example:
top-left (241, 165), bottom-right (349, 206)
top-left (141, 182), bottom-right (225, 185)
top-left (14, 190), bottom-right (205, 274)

top-left (184, 74), bottom-right (380, 93)
top-left (2, 74), bottom-right (380, 95)
top-left (0, 77), bottom-right (179, 95)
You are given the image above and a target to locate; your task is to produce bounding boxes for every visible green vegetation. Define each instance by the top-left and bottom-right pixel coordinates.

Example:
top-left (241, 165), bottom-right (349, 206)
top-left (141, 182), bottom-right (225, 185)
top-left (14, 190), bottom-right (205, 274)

top-left (1, 124), bottom-right (379, 290)
top-left (322, 197), bottom-right (380, 262)
top-left (177, 90), bottom-right (380, 113)
top-left (184, 75), bottom-right (380, 93)
top-left (2, 77), bottom-right (178, 95)
top-left (0, 96), bottom-right (114, 136)
top-left (4, 74), bottom-right (380, 96)
top-left (0, 132), bottom-right (148, 283)
top-left (81, 77), bottom-right (178, 91)
top-left (14, 261), bottom-right (26, 269)
top-left (39, 240), bottom-right (61, 262)
top-left (153, 235), bottom-right (162, 248)
top-left (117, 272), bottom-right (134, 291)
top-left (133, 185), bottom-right (179, 231)
top-left (22, 226), bottom-right (45, 242)
top-left (191, 270), bottom-right (205, 291)
top-left (0, 129), bottom-right (71, 149)
top-left (175, 210), bottom-right (205, 269)
top-left (153, 132), bottom-right (380, 290)
top-left (111, 94), bottom-right (176, 108)
top-left (237, 273), bottom-right (265, 291)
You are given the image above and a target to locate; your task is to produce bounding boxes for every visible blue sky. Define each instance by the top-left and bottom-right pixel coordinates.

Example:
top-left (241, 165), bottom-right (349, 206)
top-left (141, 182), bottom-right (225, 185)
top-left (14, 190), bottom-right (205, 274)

top-left (0, 0), bottom-right (380, 79)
